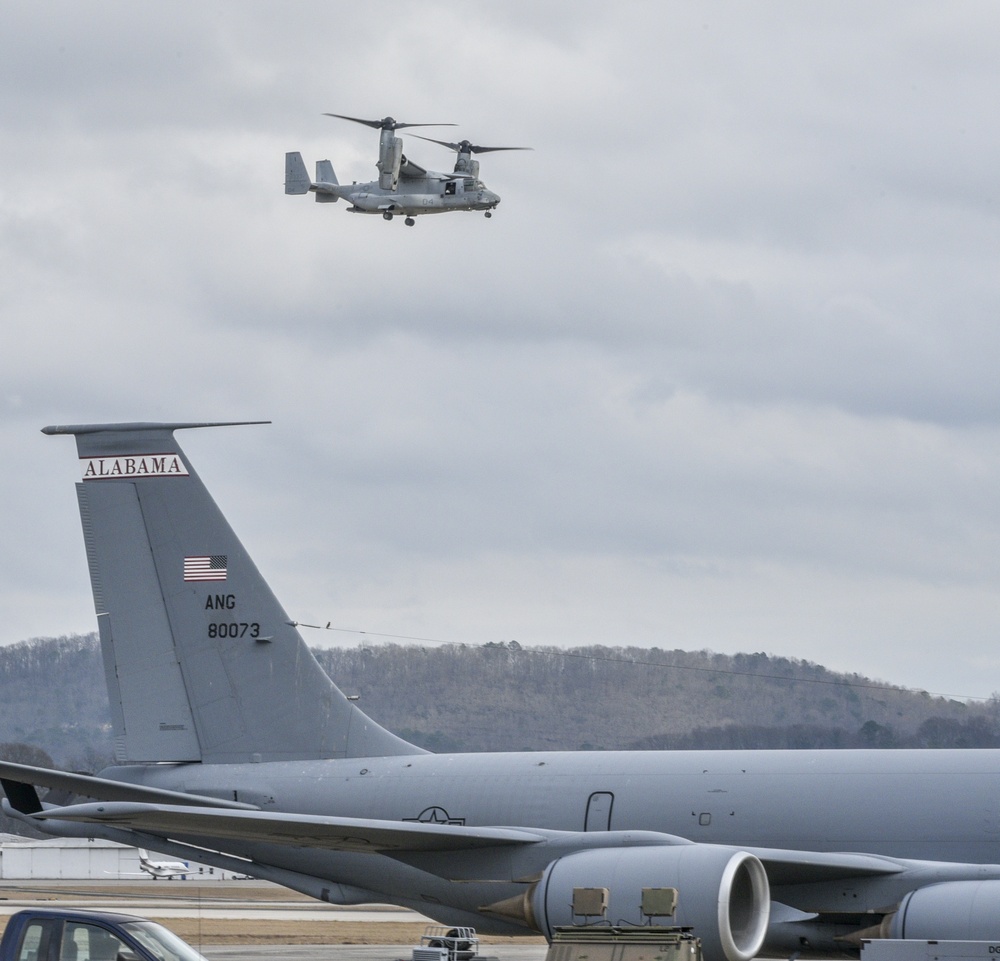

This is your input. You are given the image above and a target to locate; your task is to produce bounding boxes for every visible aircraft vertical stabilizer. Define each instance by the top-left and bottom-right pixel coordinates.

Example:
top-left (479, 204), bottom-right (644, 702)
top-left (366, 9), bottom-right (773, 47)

top-left (315, 160), bottom-right (338, 185)
top-left (43, 421), bottom-right (422, 765)
top-left (284, 152), bottom-right (312, 194)
top-left (313, 160), bottom-right (339, 204)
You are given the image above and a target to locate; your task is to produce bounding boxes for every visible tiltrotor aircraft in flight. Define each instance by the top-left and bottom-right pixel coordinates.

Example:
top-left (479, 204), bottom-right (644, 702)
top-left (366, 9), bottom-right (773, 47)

top-left (5, 421), bottom-right (1000, 961)
top-left (285, 113), bottom-right (530, 224)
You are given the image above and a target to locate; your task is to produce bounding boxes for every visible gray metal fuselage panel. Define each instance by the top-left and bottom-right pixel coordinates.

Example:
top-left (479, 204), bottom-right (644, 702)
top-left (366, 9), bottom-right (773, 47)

top-left (341, 178), bottom-right (498, 215)
top-left (113, 746), bottom-right (1000, 865)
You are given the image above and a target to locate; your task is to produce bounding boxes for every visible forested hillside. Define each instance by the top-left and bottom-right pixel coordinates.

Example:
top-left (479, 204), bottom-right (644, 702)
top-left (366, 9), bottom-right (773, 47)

top-left (1, 634), bottom-right (998, 769)
top-left (0, 635), bottom-right (110, 768)
top-left (314, 642), bottom-right (1000, 752)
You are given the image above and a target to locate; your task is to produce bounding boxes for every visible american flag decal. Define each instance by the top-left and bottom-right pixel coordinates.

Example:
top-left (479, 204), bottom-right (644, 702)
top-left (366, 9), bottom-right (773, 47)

top-left (184, 555), bottom-right (228, 582)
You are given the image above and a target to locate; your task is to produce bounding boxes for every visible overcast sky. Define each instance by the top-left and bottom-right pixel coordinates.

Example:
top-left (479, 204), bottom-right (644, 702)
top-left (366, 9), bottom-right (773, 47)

top-left (3, 2), bottom-right (1000, 702)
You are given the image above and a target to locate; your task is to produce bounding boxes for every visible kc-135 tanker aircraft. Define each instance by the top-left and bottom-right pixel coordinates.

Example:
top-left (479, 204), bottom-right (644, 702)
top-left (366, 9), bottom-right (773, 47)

top-left (5, 421), bottom-right (1000, 961)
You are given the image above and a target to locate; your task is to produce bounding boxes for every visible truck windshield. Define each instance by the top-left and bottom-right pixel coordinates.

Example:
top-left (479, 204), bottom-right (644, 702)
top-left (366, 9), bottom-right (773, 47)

top-left (118, 923), bottom-right (208, 961)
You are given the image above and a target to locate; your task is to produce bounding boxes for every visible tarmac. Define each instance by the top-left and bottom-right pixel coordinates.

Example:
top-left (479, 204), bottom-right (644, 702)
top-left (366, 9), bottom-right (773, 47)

top-left (202, 947), bottom-right (547, 961)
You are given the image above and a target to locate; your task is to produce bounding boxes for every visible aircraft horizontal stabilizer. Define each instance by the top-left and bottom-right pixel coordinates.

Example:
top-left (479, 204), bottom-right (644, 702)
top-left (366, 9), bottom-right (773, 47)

top-left (30, 801), bottom-right (547, 853)
top-left (0, 760), bottom-right (258, 812)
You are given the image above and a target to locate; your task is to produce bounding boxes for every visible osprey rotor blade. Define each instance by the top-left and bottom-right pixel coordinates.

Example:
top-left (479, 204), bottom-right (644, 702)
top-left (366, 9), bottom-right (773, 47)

top-left (323, 113), bottom-right (456, 132)
top-left (412, 135), bottom-right (533, 154)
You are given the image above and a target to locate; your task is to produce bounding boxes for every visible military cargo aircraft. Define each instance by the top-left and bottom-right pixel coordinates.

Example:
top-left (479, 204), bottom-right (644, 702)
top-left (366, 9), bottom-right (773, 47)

top-left (3, 421), bottom-right (1000, 961)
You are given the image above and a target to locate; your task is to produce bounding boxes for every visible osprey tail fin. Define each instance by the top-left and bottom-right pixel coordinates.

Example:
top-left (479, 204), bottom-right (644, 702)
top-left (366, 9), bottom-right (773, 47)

top-left (313, 159), bottom-right (340, 203)
top-left (315, 159), bottom-right (338, 186)
top-left (284, 152), bottom-right (312, 194)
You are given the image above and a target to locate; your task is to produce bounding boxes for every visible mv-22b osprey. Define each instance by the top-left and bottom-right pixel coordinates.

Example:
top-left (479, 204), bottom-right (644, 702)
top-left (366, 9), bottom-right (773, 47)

top-left (285, 113), bottom-right (530, 225)
top-left (11, 422), bottom-right (1000, 961)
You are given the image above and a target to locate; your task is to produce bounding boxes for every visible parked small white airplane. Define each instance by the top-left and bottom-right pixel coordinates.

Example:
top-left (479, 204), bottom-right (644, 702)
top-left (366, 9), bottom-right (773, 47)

top-left (137, 848), bottom-right (189, 879)
top-left (113, 848), bottom-right (189, 880)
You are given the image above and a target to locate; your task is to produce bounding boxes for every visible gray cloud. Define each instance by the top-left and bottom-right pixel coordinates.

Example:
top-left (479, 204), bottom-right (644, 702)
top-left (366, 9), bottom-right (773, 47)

top-left (3, 1), bottom-right (1000, 698)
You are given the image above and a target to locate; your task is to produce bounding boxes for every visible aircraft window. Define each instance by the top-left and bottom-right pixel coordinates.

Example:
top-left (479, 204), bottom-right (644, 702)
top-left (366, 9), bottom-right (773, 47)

top-left (463, 179), bottom-right (476, 190)
top-left (444, 182), bottom-right (457, 195)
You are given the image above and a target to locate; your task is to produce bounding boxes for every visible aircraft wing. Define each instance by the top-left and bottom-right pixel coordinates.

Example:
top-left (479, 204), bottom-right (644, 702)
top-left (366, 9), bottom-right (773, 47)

top-left (0, 760), bottom-right (257, 811)
top-left (0, 760), bottom-right (909, 881)
top-left (398, 159), bottom-right (429, 179)
top-left (29, 798), bottom-right (909, 887)
top-left (29, 801), bottom-right (547, 853)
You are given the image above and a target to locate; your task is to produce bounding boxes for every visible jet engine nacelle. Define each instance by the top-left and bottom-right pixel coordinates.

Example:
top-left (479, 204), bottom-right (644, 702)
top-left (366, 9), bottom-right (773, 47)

top-left (887, 881), bottom-right (1000, 941)
top-left (530, 846), bottom-right (770, 961)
